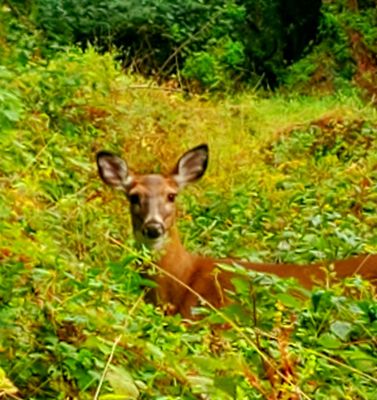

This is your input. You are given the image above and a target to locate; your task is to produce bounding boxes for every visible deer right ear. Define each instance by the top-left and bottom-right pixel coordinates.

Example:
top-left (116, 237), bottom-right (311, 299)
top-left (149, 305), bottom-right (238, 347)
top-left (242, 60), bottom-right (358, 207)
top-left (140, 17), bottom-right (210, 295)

top-left (96, 151), bottom-right (133, 190)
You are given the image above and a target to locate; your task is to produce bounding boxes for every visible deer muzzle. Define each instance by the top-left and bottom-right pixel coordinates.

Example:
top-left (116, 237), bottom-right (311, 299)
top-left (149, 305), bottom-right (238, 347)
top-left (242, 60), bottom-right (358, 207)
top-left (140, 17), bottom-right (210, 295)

top-left (142, 222), bottom-right (165, 240)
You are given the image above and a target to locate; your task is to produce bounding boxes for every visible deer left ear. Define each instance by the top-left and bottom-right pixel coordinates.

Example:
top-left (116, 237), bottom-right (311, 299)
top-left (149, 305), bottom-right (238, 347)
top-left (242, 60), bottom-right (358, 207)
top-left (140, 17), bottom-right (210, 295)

top-left (173, 144), bottom-right (209, 188)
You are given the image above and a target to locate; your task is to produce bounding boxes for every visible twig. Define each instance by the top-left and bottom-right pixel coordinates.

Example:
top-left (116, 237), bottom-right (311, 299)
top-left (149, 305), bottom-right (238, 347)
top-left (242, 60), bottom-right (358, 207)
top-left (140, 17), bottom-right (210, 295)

top-left (156, 7), bottom-right (225, 79)
top-left (93, 292), bottom-right (145, 400)
top-left (93, 335), bottom-right (122, 400)
top-left (128, 84), bottom-right (184, 93)
top-left (243, 366), bottom-right (273, 399)
top-left (354, 253), bottom-right (371, 275)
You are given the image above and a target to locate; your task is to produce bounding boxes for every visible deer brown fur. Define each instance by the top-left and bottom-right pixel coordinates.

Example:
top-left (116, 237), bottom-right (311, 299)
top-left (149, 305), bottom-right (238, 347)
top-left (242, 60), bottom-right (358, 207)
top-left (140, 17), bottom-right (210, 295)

top-left (97, 144), bottom-right (377, 318)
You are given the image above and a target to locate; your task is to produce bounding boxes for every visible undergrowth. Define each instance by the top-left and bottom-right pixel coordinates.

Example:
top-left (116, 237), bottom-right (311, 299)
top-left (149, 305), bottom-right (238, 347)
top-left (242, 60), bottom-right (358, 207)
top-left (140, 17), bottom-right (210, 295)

top-left (1, 45), bottom-right (377, 399)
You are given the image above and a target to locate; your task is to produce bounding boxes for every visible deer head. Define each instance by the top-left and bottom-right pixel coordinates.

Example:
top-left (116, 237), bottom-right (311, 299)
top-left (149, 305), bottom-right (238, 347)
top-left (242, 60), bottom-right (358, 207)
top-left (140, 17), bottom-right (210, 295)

top-left (96, 144), bottom-right (208, 249)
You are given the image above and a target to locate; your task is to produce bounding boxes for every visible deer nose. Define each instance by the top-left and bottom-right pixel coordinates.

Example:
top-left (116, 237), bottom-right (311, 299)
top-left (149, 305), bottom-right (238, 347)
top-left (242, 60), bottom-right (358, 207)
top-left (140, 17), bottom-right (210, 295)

top-left (142, 223), bottom-right (164, 239)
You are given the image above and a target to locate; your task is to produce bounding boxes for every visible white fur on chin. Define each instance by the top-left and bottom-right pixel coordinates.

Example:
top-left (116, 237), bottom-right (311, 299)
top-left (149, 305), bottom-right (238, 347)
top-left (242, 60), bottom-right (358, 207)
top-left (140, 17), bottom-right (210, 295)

top-left (134, 231), bottom-right (167, 252)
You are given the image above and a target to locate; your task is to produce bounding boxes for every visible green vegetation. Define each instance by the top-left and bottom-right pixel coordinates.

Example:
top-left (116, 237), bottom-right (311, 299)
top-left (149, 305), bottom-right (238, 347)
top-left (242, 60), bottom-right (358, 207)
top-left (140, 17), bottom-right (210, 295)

top-left (1, 2), bottom-right (377, 399)
top-left (5, 0), bottom-right (377, 92)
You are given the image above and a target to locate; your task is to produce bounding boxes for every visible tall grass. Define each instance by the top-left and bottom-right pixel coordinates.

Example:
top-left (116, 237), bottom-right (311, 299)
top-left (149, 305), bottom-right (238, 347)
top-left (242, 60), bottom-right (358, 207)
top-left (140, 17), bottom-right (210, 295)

top-left (1, 48), bottom-right (376, 399)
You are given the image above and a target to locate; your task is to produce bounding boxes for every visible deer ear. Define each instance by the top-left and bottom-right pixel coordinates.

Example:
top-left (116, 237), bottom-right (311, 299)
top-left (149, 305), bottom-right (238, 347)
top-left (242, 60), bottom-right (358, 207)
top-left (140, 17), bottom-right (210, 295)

top-left (173, 144), bottom-right (208, 188)
top-left (96, 151), bottom-right (133, 190)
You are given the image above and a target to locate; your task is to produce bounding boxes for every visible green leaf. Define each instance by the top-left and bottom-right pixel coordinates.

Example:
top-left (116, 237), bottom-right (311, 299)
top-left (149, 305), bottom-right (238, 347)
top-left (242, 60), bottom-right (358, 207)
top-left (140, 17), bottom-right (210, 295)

top-left (330, 321), bottom-right (352, 341)
top-left (145, 342), bottom-right (165, 359)
top-left (345, 349), bottom-right (377, 373)
top-left (317, 333), bottom-right (342, 349)
top-left (276, 293), bottom-right (301, 308)
top-left (231, 276), bottom-right (250, 295)
top-left (223, 303), bottom-right (250, 322)
top-left (214, 376), bottom-right (238, 397)
top-left (186, 375), bottom-right (213, 392)
top-left (311, 290), bottom-right (327, 311)
top-left (106, 367), bottom-right (139, 399)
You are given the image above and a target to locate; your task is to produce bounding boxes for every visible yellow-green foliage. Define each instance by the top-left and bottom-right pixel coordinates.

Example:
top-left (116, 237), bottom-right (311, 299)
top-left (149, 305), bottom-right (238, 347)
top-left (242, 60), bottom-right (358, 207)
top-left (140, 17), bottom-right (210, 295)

top-left (1, 48), bottom-right (377, 399)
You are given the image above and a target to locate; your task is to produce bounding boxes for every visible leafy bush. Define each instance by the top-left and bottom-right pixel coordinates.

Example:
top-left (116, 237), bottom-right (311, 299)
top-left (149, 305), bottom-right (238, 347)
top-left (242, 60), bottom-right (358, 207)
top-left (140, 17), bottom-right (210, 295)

top-left (5, 0), bottom-right (322, 90)
top-left (1, 6), bottom-right (377, 399)
top-left (5, 0), bottom-right (377, 94)
top-left (283, 1), bottom-right (377, 97)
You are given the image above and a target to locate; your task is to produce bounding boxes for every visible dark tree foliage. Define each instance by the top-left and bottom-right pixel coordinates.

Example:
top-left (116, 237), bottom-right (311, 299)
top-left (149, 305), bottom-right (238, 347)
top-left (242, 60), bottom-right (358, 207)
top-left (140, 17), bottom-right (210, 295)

top-left (283, 0), bottom-right (377, 98)
top-left (238, 0), bottom-right (322, 86)
top-left (7, 0), bottom-right (322, 89)
top-left (5, 0), bottom-right (377, 94)
top-left (280, 0), bottom-right (322, 62)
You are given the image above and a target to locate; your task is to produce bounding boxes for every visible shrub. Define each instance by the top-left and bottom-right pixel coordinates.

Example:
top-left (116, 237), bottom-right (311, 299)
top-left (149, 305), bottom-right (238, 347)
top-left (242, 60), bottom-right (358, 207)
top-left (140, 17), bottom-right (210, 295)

top-left (7, 0), bottom-right (322, 90)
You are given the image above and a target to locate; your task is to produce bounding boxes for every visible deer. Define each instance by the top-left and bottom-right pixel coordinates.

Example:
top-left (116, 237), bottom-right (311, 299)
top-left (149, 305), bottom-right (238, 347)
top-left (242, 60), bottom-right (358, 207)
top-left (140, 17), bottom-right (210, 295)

top-left (96, 144), bottom-right (377, 318)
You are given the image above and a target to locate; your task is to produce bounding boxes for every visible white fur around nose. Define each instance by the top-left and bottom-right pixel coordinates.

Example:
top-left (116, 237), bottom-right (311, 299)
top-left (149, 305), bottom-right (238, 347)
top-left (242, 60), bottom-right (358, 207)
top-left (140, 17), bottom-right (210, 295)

top-left (144, 198), bottom-right (164, 226)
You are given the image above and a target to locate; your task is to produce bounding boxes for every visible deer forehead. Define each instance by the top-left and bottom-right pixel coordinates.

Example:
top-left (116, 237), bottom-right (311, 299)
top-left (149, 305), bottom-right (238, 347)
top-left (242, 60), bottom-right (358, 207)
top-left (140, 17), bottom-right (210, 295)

top-left (129, 174), bottom-right (178, 196)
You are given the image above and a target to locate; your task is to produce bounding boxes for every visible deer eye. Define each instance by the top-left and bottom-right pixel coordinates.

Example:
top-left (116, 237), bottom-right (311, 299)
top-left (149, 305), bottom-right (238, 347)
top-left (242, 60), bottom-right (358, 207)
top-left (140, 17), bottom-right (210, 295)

top-left (129, 194), bottom-right (140, 205)
top-left (167, 193), bottom-right (176, 202)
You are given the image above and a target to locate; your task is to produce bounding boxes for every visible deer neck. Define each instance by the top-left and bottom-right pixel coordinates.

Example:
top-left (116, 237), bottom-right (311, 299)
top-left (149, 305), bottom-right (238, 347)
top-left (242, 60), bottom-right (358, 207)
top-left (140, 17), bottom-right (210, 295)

top-left (154, 226), bottom-right (194, 282)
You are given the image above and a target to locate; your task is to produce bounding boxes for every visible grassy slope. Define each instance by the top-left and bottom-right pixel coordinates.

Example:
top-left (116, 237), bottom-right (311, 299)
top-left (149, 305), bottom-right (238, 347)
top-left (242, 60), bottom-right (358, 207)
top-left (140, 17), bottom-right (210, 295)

top-left (1, 48), bottom-right (377, 399)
